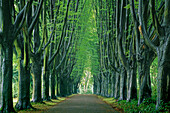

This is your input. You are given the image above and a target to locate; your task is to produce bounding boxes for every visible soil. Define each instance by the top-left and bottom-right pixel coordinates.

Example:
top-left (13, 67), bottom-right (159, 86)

top-left (43, 94), bottom-right (119, 113)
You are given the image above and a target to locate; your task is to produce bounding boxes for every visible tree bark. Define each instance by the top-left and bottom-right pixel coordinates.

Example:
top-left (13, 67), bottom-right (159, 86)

top-left (156, 33), bottom-right (170, 109)
top-left (1, 42), bottom-right (15, 112)
top-left (42, 66), bottom-right (50, 100)
top-left (15, 28), bottom-right (32, 110)
top-left (0, 48), bottom-right (2, 106)
top-left (138, 47), bottom-right (154, 105)
top-left (119, 67), bottom-right (127, 100)
top-left (127, 56), bottom-right (137, 101)
top-left (51, 67), bottom-right (57, 99)
top-left (15, 59), bottom-right (32, 109)
top-left (139, 0), bottom-right (170, 109)
top-left (31, 53), bottom-right (42, 102)
top-left (93, 75), bottom-right (98, 94)
top-left (110, 71), bottom-right (115, 97)
top-left (60, 77), bottom-right (68, 97)
top-left (0, 0), bottom-right (15, 111)
top-left (42, 0), bottom-right (50, 101)
top-left (101, 73), bottom-right (105, 96)
top-left (114, 72), bottom-right (120, 99)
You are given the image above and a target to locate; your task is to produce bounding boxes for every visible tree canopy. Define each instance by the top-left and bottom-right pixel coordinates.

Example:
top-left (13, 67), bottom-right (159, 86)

top-left (0, 0), bottom-right (169, 112)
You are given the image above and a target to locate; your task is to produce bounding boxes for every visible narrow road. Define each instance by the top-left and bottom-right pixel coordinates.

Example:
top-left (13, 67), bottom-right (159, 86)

top-left (43, 94), bottom-right (119, 113)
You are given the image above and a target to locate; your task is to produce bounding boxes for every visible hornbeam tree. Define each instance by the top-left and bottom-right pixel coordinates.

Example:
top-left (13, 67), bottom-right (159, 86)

top-left (0, 0), bottom-right (34, 112)
top-left (139, 0), bottom-right (170, 109)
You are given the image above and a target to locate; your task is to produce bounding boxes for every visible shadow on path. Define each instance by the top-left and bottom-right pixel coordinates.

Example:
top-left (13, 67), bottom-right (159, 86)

top-left (43, 94), bottom-right (119, 113)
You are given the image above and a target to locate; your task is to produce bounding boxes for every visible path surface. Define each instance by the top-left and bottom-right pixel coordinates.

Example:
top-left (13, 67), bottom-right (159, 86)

top-left (43, 94), bottom-right (119, 113)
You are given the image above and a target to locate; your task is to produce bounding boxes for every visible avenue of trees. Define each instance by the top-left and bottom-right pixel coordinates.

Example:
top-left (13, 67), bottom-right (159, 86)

top-left (0, 0), bottom-right (169, 112)
top-left (93, 0), bottom-right (170, 112)
top-left (0, 0), bottom-right (87, 112)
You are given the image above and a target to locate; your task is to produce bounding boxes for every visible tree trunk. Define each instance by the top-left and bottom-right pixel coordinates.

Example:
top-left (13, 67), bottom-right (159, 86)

top-left (57, 73), bottom-right (60, 96)
top-left (127, 56), bottom-right (137, 101)
top-left (156, 1), bottom-right (170, 106)
top-left (42, 0), bottom-right (50, 101)
top-left (31, 53), bottom-right (42, 102)
top-left (97, 79), bottom-right (101, 95)
top-left (119, 67), bottom-right (127, 100)
top-left (1, 42), bottom-right (15, 112)
top-left (74, 83), bottom-right (78, 94)
top-left (97, 74), bottom-right (102, 95)
top-left (0, 0), bottom-right (15, 112)
top-left (106, 73), bottom-right (109, 97)
top-left (114, 72), bottom-right (120, 99)
top-left (68, 79), bottom-right (73, 95)
top-left (138, 48), bottom-right (153, 105)
top-left (51, 68), bottom-right (56, 99)
top-left (93, 75), bottom-right (98, 94)
top-left (60, 77), bottom-right (67, 97)
top-left (0, 48), bottom-right (2, 106)
top-left (15, 59), bottom-right (32, 109)
top-left (15, 31), bottom-right (32, 110)
top-left (110, 71), bottom-right (115, 97)
top-left (42, 67), bottom-right (50, 100)
top-left (156, 33), bottom-right (170, 109)
top-left (101, 73), bottom-right (105, 96)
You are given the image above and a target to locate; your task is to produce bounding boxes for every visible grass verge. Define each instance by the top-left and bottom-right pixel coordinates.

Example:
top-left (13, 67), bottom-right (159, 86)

top-left (14, 97), bottom-right (67, 113)
top-left (98, 96), bottom-right (170, 113)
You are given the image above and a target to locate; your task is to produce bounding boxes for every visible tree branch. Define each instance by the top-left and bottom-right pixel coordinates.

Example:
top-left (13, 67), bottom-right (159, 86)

top-left (48, 0), bottom-right (71, 65)
top-left (14, 4), bottom-right (27, 28)
top-left (28, 0), bottom-right (43, 35)
top-left (55, 29), bottom-right (75, 70)
top-left (129, 0), bottom-right (138, 23)
top-left (0, 31), bottom-right (2, 44)
top-left (150, 0), bottom-right (164, 36)
top-left (109, 64), bottom-right (120, 73)
top-left (164, 0), bottom-right (170, 25)
top-left (117, 33), bottom-right (130, 71)
top-left (139, 0), bottom-right (157, 53)
top-left (41, 29), bottom-right (54, 52)
top-left (117, 0), bottom-right (130, 71)
top-left (36, 0), bottom-right (61, 54)
top-left (14, 0), bottom-right (33, 38)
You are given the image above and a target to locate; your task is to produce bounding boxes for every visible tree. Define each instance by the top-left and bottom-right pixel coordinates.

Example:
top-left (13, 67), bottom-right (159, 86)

top-left (14, 0), bottom-right (43, 109)
top-left (0, 0), bottom-right (33, 111)
top-left (139, 0), bottom-right (170, 109)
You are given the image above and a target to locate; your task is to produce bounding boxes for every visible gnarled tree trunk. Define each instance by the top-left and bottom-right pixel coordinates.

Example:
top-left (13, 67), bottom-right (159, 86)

top-left (156, 32), bottom-right (170, 109)
top-left (138, 47), bottom-right (154, 105)
top-left (139, 0), bottom-right (170, 109)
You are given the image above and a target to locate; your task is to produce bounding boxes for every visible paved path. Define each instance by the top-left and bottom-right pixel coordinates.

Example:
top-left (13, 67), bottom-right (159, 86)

top-left (43, 94), bottom-right (119, 113)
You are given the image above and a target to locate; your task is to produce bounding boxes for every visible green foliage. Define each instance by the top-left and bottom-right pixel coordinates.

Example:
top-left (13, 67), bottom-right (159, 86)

top-left (13, 54), bottom-right (18, 98)
top-left (116, 98), bottom-right (169, 113)
top-left (150, 57), bottom-right (158, 99)
top-left (99, 92), bottom-right (170, 113)
top-left (124, 1), bottom-right (139, 9)
top-left (69, 0), bottom-right (100, 94)
top-left (100, 95), bottom-right (170, 113)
